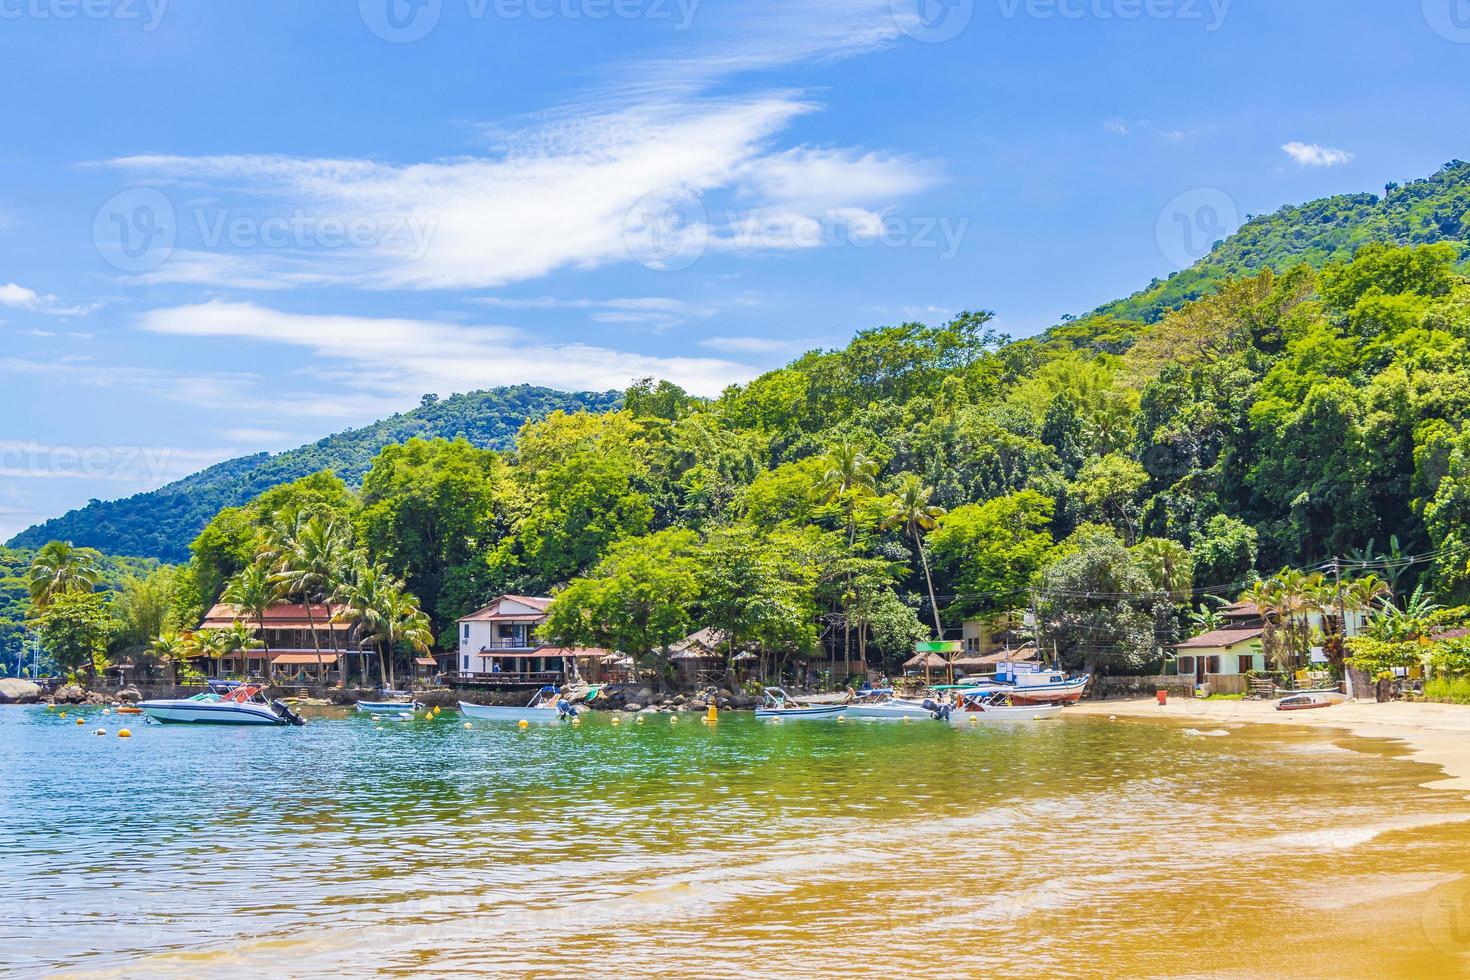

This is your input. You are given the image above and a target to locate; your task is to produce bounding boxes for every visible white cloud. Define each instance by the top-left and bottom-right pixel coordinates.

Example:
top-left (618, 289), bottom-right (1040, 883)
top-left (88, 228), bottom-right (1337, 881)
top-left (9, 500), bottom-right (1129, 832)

top-left (0, 281), bottom-right (101, 316)
top-left (137, 301), bottom-right (757, 398)
top-left (700, 335), bottom-right (803, 354)
top-left (1282, 142), bottom-right (1353, 167)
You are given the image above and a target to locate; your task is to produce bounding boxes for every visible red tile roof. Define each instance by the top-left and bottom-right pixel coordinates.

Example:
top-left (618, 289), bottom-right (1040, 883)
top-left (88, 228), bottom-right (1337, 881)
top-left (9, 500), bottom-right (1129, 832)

top-left (1175, 626), bottom-right (1265, 650)
top-left (200, 603), bottom-right (351, 632)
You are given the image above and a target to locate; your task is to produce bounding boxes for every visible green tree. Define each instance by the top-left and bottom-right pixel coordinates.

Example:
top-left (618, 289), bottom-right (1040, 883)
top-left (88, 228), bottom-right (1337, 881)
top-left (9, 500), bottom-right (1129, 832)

top-left (881, 473), bottom-right (946, 637)
top-left (267, 512), bottom-right (356, 685)
top-left (928, 491), bottom-right (1056, 622)
top-left (30, 590), bottom-right (111, 678)
top-left (27, 541), bottom-right (102, 612)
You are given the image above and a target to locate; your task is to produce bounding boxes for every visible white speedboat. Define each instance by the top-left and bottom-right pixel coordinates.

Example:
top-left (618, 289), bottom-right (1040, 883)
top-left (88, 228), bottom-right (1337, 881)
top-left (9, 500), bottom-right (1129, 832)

top-left (843, 689), bottom-right (934, 720)
top-left (1276, 689), bottom-right (1347, 711)
top-left (755, 688), bottom-right (846, 720)
top-left (356, 699), bottom-right (422, 714)
top-left (460, 686), bottom-right (578, 723)
top-left (140, 682), bottom-right (304, 726)
top-left (934, 691), bottom-right (1065, 722)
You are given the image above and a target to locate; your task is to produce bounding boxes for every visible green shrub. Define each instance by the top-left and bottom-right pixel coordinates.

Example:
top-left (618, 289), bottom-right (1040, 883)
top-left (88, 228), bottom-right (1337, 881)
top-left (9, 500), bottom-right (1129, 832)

top-left (1424, 675), bottom-right (1470, 704)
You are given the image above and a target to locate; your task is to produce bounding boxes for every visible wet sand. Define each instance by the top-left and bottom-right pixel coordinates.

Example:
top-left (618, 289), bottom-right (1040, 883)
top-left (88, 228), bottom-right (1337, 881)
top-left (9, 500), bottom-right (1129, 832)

top-left (1071, 697), bottom-right (1470, 796)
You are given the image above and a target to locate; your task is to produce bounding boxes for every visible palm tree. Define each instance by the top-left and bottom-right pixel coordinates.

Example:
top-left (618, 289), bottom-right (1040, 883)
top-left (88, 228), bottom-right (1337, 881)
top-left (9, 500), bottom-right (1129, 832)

top-left (27, 540), bottom-right (102, 611)
top-left (381, 590), bottom-right (434, 693)
top-left (222, 560), bottom-right (281, 677)
top-left (267, 512), bottom-right (356, 686)
top-left (883, 474), bottom-right (946, 637)
top-left (333, 561), bottom-right (396, 688)
top-left (817, 441), bottom-right (880, 670)
top-left (219, 621), bottom-right (265, 678)
top-left (190, 629), bottom-right (230, 680)
top-left (148, 630), bottom-right (188, 684)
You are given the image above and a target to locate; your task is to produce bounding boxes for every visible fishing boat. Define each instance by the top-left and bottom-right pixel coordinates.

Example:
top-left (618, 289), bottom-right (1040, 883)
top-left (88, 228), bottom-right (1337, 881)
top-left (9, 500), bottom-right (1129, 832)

top-left (955, 669), bottom-right (1091, 705)
top-left (942, 690), bottom-right (1066, 721)
top-left (459, 686), bottom-right (579, 723)
top-left (1276, 690), bottom-right (1347, 711)
top-left (843, 688), bottom-right (934, 720)
top-left (139, 682), bottom-right (304, 726)
top-left (755, 687), bottom-right (846, 720)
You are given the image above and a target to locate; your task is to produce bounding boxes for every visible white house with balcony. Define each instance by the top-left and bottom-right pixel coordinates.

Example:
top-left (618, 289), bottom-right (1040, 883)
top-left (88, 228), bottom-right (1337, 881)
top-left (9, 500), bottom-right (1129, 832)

top-left (456, 595), bottom-right (557, 676)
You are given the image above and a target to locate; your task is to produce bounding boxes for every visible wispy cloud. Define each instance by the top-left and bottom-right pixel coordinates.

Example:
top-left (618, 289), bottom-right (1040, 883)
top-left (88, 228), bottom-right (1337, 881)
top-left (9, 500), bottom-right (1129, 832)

top-left (699, 335), bottom-right (805, 355)
top-left (137, 301), bottom-right (757, 398)
top-left (0, 282), bottom-right (100, 317)
top-left (475, 294), bottom-right (721, 330)
top-left (1103, 118), bottom-right (1200, 144)
top-left (1281, 142), bottom-right (1353, 167)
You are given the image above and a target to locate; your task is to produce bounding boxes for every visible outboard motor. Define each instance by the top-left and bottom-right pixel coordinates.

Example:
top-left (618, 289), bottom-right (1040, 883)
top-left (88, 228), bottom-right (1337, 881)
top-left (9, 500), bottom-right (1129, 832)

top-left (271, 700), bottom-right (306, 726)
top-left (557, 700), bottom-right (578, 718)
top-left (921, 698), bottom-right (951, 721)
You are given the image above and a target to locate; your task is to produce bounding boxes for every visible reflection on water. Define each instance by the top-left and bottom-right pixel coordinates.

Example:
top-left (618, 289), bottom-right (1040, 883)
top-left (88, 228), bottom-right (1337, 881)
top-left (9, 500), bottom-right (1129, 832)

top-left (4, 707), bottom-right (1470, 978)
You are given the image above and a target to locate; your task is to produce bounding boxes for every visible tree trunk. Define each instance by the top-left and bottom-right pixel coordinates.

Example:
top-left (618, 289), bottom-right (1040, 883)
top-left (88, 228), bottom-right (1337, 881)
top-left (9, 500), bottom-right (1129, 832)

top-left (324, 601), bottom-right (344, 688)
top-left (303, 603), bottom-right (324, 687)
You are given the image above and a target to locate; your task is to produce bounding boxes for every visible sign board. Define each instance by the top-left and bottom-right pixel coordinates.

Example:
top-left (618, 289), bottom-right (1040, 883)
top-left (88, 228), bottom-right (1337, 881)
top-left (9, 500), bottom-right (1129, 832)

top-left (914, 640), bottom-right (963, 654)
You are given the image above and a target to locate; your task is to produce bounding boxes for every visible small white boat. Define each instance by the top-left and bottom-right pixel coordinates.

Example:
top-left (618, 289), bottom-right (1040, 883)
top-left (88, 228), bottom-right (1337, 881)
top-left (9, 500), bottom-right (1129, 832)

top-left (939, 691), bottom-right (1065, 722)
top-left (356, 699), bottom-right (422, 714)
top-left (756, 688), bottom-right (846, 720)
top-left (459, 686), bottom-right (579, 723)
top-left (843, 689), bottom-right (934, 720)
top-left (1277, 689), bottom-right (1347, 711)
top-left (140, 682), bottom-right (304, 727)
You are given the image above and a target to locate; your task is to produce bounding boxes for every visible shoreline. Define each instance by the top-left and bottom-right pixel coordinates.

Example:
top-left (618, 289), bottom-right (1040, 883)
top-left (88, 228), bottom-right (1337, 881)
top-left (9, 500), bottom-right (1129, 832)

top-left (1070, 697), bottom-right (1470, 797)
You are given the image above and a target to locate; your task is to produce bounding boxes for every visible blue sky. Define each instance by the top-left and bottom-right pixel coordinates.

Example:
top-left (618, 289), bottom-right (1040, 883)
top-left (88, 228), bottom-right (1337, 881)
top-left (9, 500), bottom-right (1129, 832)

top-left (2, 0), bottom-right (1468, 540)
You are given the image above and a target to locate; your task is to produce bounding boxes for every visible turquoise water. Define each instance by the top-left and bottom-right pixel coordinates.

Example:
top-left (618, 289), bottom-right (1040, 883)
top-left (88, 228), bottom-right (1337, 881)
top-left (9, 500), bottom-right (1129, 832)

top-left (5, 705), bottom-right (1470, 978)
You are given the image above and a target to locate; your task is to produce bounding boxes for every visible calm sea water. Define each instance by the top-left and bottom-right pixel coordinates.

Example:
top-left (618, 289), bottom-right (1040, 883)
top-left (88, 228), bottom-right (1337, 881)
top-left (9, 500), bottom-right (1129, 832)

top-left (4, 705), bottom-right (1470, 978)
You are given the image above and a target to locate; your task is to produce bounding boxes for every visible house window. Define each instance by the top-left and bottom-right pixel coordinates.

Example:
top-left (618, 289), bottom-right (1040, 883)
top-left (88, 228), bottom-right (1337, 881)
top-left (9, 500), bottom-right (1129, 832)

top-left (1206, 656), bottom-right (1221, 675)
top-left (462, 655), bottom-right (469, 671)
top-left (462, 623), bottom-right (470, 642)
top-left (1238, 654), bottom-right (1257, 673)
top-left (1178, 656), bottom-right (1195, 677)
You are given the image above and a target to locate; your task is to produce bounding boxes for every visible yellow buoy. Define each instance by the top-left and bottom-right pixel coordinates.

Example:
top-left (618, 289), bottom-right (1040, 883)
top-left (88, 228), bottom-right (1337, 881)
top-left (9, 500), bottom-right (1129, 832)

top-left (46, 704), bottom-right (54, 711)
top-left (772, 717), bottom-right (783, 725)
top-left (571, 717), bottom-right (581, 726)
top-left (59, 711), bottom-right (67, 719)
top-left (103, 708), bottom-right (111, 715)
top-left (611, 716), bottom-right (621, 725)
top-left (118, 729), bottom-right (132, 738)
top-left (463, 722), bottom-right (472, 730)
top-left (837, 715), bottom-right (846, 723)
top-left (76, 717), bottom-right (85, 725)
top-left (902, 717), bottom-right (911, 724)
top-left (518, 719), bottom-right (529, 729)
top-left (969, 715), bottom-right (978, 724)
top-left (635, 716), bottom-right (645, 725)
top-left (670, 715), bottom-right (679, 724)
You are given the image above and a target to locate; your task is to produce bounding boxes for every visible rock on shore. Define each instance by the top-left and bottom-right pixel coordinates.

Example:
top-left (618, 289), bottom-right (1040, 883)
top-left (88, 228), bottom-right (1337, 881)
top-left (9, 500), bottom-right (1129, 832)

top-left (0, 679), bottom-right (41, 704)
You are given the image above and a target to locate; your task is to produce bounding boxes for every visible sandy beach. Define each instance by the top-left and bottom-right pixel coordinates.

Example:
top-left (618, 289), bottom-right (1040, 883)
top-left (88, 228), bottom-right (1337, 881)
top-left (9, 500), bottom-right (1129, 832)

top-left (1072, 697), bottom-right (1470, 797)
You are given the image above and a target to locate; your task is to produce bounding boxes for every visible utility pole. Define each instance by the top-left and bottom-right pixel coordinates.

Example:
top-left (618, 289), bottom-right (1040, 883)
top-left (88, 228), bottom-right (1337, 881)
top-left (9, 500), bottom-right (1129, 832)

top-left (1333, 556), bottom-right (1355, 700)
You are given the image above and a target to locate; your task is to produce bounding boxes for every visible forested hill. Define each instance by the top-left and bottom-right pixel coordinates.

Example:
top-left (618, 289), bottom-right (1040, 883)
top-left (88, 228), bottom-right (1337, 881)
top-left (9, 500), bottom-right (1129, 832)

top-left (1083, 160), bottom-right (1470, 327)
top-left (8, 385), bottom-right (620, 562)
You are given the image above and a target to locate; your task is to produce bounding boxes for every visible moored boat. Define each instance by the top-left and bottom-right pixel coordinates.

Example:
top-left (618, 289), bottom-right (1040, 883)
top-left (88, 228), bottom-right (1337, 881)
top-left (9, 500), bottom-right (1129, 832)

top-left (843, 688), bottom-right (935, 720)
top-left (459, 686), bottom-right (579, 723)
top-left (140, 682), bottom-right (304, 727)
top-left (936, 691), bottom-right (1066, 722)
top-left (356, 699), bottom-right (423, 714)
top-left (1277, 690), bottom-right (1345, 711)
top-left (956, 670), bottom-right (1090, 705)
top-left (756, 687), bottom-right (845, 720)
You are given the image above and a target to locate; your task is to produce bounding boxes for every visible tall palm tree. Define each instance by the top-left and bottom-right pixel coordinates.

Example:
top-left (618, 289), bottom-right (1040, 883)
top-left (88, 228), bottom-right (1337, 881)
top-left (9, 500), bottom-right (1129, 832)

top-left (381, 590), bottom-right (434, 693)
top-left (333, 561), bottom-right (396, 688)
top-left (27, 540), bottom-right (102, 611)
top-left (882, 473), bottom-right (946, 638)
top-left (817, 441), bottom-right (880, 669)
top-left (267, 512), bottom-right (356, 686)
top-left (222, 560), bottom-right (282, 662)
top-left (190, 629), bottom-right (230, 680)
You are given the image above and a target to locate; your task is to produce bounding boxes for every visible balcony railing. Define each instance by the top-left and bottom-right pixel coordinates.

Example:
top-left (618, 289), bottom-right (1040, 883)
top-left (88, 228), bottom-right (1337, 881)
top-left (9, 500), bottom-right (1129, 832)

top-left (475, 639), bottom-right (538, 651)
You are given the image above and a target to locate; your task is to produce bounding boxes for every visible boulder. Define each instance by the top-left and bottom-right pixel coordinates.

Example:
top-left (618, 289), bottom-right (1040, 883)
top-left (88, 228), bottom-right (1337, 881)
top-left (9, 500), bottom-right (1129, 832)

top-left (624, 702), bottom-right (643, 712)
top-left (116, 685), bottom-right (143, 704)
top-left (54, 684), bottom-right (86, 704)
top-left (0, 679), bottom-right (41, 705)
